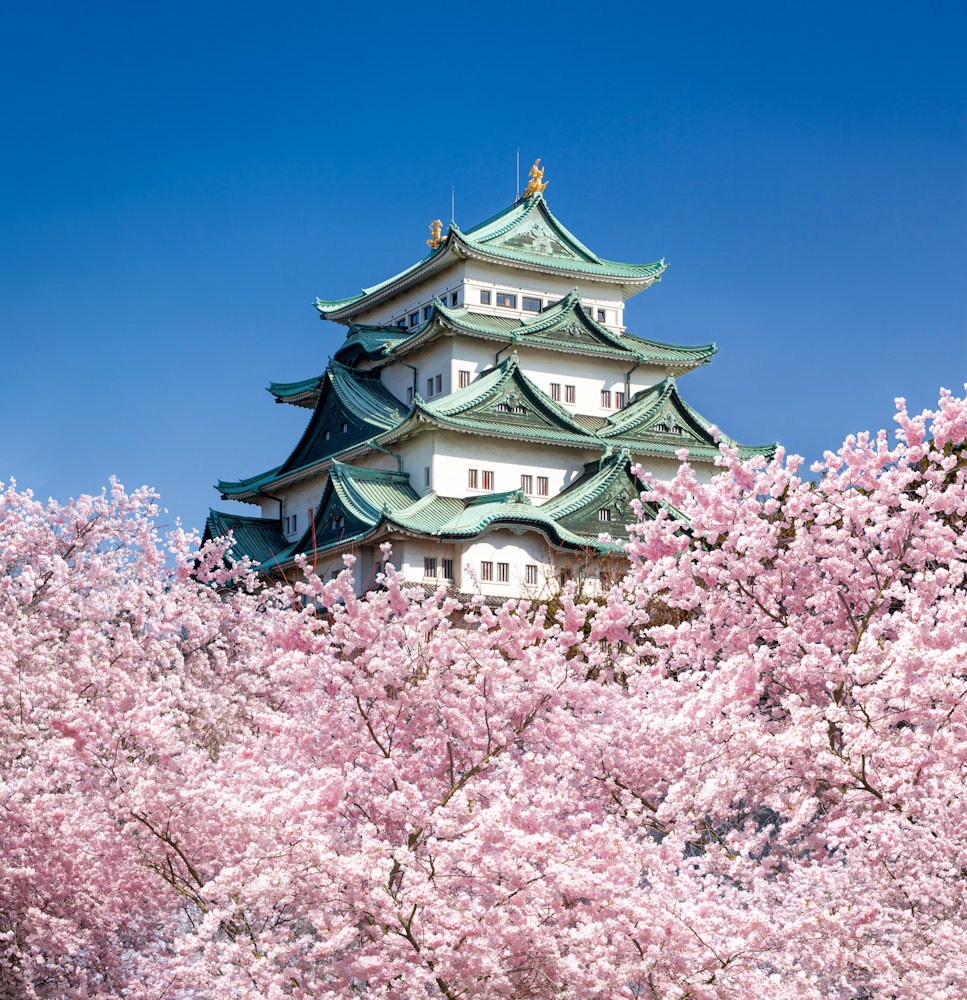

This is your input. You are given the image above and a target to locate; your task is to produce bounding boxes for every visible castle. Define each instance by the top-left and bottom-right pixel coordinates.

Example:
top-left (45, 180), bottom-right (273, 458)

top-left (206, 164), bottom-right (771, 595)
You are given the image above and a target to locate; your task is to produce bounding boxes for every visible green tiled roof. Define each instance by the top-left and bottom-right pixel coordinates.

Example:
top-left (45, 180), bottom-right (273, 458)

top-left (217, 363), bottom-right (407, 501)
top-left (203, 509), bottom-right (288, 566)
top-left (334, 323), bottom-right (412, 365)
top-left (599, 378), bottom-right (776, 461)
top-left (382, 353), bottom-right (600, 448)
top-left (268, 374), bottom-right (327, 408)
top-left (314, 194), bottom-right (666, 322)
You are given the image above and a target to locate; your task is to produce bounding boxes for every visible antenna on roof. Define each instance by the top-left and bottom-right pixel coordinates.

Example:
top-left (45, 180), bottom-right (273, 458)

top-left (516, 147), bottom-right (520, 201)
top-left (451, 185), bottom-right (455, 225)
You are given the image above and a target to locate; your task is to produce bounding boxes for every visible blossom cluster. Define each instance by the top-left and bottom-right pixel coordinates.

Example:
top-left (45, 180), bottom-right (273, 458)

top-left (1, 389), bottom-right (965, 999)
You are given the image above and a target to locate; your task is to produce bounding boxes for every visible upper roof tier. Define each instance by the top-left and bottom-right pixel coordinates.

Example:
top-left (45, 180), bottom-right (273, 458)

top-left (314, 193), bottom-right (667, 323)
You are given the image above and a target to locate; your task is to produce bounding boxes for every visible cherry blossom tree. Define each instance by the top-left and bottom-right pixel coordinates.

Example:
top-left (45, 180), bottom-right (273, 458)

top-left (1, 387), bottom-right (964, 999)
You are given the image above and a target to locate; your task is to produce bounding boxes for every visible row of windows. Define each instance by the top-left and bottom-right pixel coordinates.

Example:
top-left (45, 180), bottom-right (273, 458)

top-left (424, 557), bottom-right (454, 579)
top-left (467, 469), bottom-right (549, 496)
top-left (480, 562), bottom-right (539, 586)
top-left (399, 291), bottom-right (461, 329)
top-left (478, 289), bottom-right (611, 323)
top-left (408, 373), bottom-right (625, 410)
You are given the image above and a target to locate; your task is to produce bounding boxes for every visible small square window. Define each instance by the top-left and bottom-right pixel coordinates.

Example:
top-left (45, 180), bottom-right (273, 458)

top-left (550, 383), bottom-right (561, 402)
top-left (459, 369), bottom-right (471, 388)
top-left (482, 470), bottom-right (495, 490)
top-left (442, 558), bottom-right (454, 579)
top-left (521, 474), bottom-right (533, 494)
top-left (481, 560), bottom-right (494, 581)
top-left (409, 312), bottom-right (419, 326)
top-left (525, 564), bottom-right (538, 586)
top-left (596, 308), bottom-right (606, 322)
top-left (522, 296), bottom-right (542, 312)
top-left (451, 292), bottom-right (459, 307)
top-left (497, 562), bottom-right (509, 583)
top-left (598, 508), bottom-right (612, 522)
top-left (601, 390), bottom-right (612, 408)
top-left (565, 385), bottom-right (576, 404)
top-left (496, 293), bottom-right (517, 309)
top-left (615, 391), bottom-right (626, 409)
top-left (424, 557), bottom-right (437, 576)
top-left (537, 475), bottom-right (548, 496)
top-left (480, 289), bottom-right (491, 305)
top-left (468, 468), bottom-right (479, 489)
top-left (424, 306), bottom-right (432, 321)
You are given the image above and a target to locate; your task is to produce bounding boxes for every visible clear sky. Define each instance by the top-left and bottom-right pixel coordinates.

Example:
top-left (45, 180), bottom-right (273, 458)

top-left (2, 1), bottom-right (964, 534)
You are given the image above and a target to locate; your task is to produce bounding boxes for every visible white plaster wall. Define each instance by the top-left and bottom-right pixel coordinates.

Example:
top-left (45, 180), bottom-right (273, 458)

top-left (461, 260), bottom-right (630, 329)
top-left (276, 474), bottom-right (329, 540)
top-left (353, 262), bottom-right (469, 329)
top-left (381, 337), bottom-right (455, 403)
top-left (426, 429), bottom-right (598, 498)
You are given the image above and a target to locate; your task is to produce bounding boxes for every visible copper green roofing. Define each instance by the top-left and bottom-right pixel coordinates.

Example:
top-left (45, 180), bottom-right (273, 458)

top-left (333, 323), bottom-right (411, 365)
top-left (314, 193), bottom-right (666, 322)
top-left (268, 373), bottom-right (327, 408)
top-left (260, 467), bottom-right (617, 575)
top-left (217, 362), bottom-right (407, 501)
top-left (598, 378), bottom-right (776, 461)
top-left (203, 509), bottom-right (288, 566)
top-left (376, 353), bottom-right (600, 450)
top-left (423, 292), bottom-right (715, 370)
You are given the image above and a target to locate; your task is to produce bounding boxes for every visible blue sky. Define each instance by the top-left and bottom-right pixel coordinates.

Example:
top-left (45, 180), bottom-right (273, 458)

top-left (2, 1), bottom-right (964, 533)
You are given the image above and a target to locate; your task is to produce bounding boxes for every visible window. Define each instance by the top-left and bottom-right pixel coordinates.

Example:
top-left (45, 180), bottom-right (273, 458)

top-left (482, 470), bottom-right (495, 490)
top-left (480, 289), bottom-right (491, 305)
top-left (406, 386), bottom-right (414, 404)
top-left (284, 513), bottom-right (298, 534)
top-left (435, 374), bottom-right (442, 394)
top-left (497, 562), bottom-right (510, 583)
top-left (525, 565), bottom-right (538, 586)
top-left (537, 475), bottom-right (548, 496)
top-left (497, 402), bottom-right (511, 412)
top-left (451, 292), bottom-right (459, 307)
top-left (424, 466), bottom-right (431, 487)
top-left (514, 404), bottom-right (527, 415)
top-left (522, 296), bottom-right (542, 312)
top-left (424, 306), bottom-right (432, 321)
top-left (427, 377), bottom-right (434, 396)
top-left (340, 421), bottom-right (348, 433)
top-left (559, 566), bottom-right (572, 587)
top-left (424, 557), bottom-right (437, 577)
top-left (409, 312), bottom-right (419, 326)
top-left (615, 391), bottom-right (626, 409)
top-left (598, 508), bottom-right (612, 521)
top-left (521, 474), bottom-right (533, 494)
top-left (458, 369), bottom-right (471, 388)
top-left (550, 383), bottom-right (561, 401)
top-left (442, 558), bottom-right (454, 580)
top-left (597, 308), bottom-right (606, 322)
top-left (481, 560), bottom-right (494, 581)
top-left (496, 292), bottom-right (517, 308)
top-left (468, 468), bottom-right (479, 489)
top-left (565, 385), bottom-right (576, 404)
top-left (601, 390), bottom-right (612, 408)
top-left (324, 429), bottom-right (331, 441)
